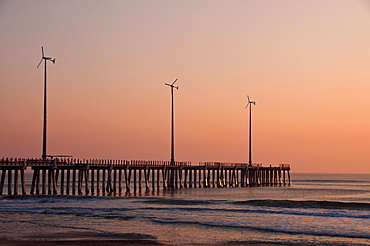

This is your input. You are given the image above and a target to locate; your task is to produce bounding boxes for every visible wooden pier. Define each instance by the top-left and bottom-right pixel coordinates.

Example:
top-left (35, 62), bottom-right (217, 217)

top-left (0, 158), bottom-right (291, 196)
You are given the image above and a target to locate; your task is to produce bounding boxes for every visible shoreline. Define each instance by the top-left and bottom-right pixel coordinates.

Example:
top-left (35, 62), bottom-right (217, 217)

top-left (1, 232), bottom-right (163, 246)
top-left (1, 237), bottom-right (337, 246)
top-left (2, 239), bottom-right (163, 246)
top-left (0, 234), bottom-right (326, 246)
top-left (2, 232), bottom-right (366, 246)
top-left (0, 239), bottom-right (322, 246)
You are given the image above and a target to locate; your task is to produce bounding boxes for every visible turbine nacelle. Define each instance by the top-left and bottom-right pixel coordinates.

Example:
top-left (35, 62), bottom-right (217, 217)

top-left (164, 83), bottom-right (178, 90)
top-left (245, 95), bottom-right (256, 108)
top-left (165, 79), bottom-right (179, 89)
top-left (43, 57), bottom-right (56, 64)
top-left (37, 46), bottom-right (56, 68)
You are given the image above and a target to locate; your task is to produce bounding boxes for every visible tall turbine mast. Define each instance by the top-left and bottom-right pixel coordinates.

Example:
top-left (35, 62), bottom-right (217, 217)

top-left (165, 79), bottom-right (178, 166)
top-left (37, 46), bottom-right (56, 160)
top-left (245, 95), bottom-right (256, 166)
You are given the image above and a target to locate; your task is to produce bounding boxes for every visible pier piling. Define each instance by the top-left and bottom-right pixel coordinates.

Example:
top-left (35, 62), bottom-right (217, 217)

top-left (0, 158), bottom-right (290, 196)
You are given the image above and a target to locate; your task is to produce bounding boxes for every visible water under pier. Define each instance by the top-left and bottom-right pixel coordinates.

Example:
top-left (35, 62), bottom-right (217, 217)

top-left (0, 158), bottom-right (291, 196)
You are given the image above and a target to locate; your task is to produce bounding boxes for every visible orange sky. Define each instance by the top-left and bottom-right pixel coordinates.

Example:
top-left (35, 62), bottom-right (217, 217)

top-left (1, 1), bottom-right (370, 173)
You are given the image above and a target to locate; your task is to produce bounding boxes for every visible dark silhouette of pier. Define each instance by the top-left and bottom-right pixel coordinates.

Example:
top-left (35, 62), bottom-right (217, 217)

top-left (0, 158), bottom-right (291, 196)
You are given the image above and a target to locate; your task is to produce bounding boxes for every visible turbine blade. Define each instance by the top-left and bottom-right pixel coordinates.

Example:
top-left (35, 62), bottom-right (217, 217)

top-left (41, 46), bottom-right (44, 58)
top-left (37, 59), bottom-right (43, 68)
top-left (247, 95), bottom-right (250, 103)
top-left (171, 78), bottom-right (178, 85)
top-left (245, 103), bottom-right (249, 109)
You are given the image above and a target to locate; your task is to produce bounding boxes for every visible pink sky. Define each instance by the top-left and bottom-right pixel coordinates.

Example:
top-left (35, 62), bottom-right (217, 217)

top-left (1, 1), bottom-right (370, 173)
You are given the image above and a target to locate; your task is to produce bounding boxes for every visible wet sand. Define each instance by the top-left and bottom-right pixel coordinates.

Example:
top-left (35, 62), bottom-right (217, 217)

top-left (1, 233), bottom-right (163, 246)
top-left (1, 239), bottom-right (162, 246)
top-left (1, 238), bottom-right (325, 246)
top-left (0, 240), bottom-right (316, 246)
top-left (0, 232), bottom-right (330, 246)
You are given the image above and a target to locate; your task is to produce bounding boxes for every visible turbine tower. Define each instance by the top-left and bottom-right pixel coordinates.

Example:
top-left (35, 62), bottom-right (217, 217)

top-left (37, 46), bottom-right (56, 160)
top-left (245, 95), bottom-right (256, 166)
top-left (165, 79), bottom-right (178, 166)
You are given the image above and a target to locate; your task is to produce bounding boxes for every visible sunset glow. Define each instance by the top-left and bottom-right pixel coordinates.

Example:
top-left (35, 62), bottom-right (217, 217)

top-left (1, 1), bottom-right (370, 173)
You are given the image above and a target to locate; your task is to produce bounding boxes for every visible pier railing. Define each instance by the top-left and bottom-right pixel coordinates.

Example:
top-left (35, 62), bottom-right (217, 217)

top-left (0, 158), bottom-right (192, 168)
top-left (200, 162), bottom-right (268, 168)
top-left (279, 164), bottom-right (290, 168)
top-left (200, 162), bottom-right (248, 168)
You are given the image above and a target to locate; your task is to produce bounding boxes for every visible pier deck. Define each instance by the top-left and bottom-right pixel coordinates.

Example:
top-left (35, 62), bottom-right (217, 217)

top-left (0, 158), bottom-right (291, 196)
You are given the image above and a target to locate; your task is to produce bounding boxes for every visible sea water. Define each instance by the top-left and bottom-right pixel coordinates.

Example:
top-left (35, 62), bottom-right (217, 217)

top-left (0, 173), bottom-right (370, 245)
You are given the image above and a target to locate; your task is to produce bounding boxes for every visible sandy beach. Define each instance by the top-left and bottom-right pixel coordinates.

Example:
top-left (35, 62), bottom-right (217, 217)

top-left (0, 235), bottom-right (328, 246)
top-left (1, 239), bottom-right (316, 246)
top-left (2, 239), bottom-right (163, 246)
top-left (1, 233), bottom-right (164, 246)
top-left (1, 232), bottom-right (164, 246)
top-left (0, 233), bottom-right (321, 246)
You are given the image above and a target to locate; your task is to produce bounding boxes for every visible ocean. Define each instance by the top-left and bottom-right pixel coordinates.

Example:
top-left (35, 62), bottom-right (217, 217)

top-left (1, 173), bottom-right (370, 245)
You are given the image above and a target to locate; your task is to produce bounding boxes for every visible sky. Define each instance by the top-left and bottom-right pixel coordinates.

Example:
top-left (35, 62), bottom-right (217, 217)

top-left (1, 0), bottom-right (370, 173)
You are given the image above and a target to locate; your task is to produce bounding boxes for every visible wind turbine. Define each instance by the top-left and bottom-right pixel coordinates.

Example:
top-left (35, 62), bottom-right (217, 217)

top-left (245, 95), bottom-right (256, 166)
top-left (37, 46), bottom-right (56, 160)
top-left (165, 79), bottom-right (178, 166)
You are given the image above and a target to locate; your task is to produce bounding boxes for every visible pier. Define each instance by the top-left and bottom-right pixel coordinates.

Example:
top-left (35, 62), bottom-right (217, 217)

top-left (0, 158), bottom-right (291, 196)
